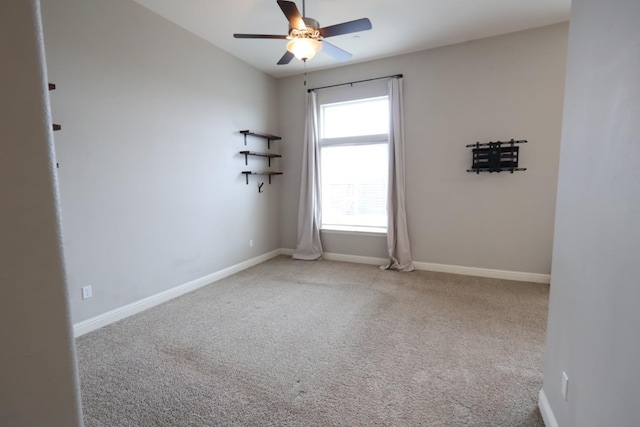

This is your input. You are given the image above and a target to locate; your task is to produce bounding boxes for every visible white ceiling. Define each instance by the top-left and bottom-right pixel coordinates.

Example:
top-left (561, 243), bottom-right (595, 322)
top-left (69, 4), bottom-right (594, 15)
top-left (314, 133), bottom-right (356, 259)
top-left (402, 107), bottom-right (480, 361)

top-left (133, 0), bottom-right (571, 78)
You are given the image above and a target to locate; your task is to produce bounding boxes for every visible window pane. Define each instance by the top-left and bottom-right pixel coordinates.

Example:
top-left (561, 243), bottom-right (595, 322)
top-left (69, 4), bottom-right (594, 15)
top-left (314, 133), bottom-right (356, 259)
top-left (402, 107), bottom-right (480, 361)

top-left (321, 97), bottom-right (389, 139)
top-left (321, 144), bottom-right (388, 228)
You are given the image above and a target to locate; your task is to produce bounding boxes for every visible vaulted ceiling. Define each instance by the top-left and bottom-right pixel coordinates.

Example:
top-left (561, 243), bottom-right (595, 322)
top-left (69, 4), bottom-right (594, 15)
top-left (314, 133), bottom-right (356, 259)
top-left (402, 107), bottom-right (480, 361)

top-left (133, 0), bottom-right (571, 78)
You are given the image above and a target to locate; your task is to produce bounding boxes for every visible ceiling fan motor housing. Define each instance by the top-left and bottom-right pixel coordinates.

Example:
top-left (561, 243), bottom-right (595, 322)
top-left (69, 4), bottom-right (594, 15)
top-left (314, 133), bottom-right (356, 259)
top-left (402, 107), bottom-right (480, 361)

top-left (289, 17), bottom-right (321, 39)
top-left (302, 17), bottom-right (319, 30)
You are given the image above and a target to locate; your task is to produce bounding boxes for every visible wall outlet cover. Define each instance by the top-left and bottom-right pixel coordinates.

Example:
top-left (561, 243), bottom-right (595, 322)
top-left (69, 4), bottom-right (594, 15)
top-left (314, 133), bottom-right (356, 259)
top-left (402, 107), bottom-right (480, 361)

top-left (82, 286), bottom-right (93, 300)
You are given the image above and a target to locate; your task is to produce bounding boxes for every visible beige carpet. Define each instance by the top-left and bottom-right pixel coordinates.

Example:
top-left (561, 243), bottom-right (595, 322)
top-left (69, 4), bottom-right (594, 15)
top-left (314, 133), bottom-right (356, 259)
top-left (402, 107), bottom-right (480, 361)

top-left (76, 256), bottom-right (549, 426)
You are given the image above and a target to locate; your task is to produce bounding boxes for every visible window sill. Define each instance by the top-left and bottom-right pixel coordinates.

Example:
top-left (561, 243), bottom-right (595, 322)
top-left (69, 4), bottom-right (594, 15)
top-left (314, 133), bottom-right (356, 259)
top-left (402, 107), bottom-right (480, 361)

top-left (320, 225), bottom-right (387, 236)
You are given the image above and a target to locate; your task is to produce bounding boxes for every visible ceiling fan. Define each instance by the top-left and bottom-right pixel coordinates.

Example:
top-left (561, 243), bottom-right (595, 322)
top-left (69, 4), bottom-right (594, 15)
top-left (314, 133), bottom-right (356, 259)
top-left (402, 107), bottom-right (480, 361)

top-left (233, 0), bottom-right (372, 65)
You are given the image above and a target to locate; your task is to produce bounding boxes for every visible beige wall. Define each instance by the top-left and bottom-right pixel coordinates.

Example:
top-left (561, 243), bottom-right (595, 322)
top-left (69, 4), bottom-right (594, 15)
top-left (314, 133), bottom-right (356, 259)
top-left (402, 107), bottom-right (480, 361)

top-left (0, 1), bottom-right (82, 425)
top-left (40, 0), bottom-right (281, 323)
top-left (278, 23), bottom-right (569, 274)
top-left (542, 0), bottom-right (640, 425)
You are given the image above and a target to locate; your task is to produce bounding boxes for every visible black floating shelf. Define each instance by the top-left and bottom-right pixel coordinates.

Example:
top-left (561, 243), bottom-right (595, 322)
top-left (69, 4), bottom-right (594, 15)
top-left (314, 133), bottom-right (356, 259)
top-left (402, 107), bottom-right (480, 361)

top-left (465, 139), bottom-right (527, 148)
top-left (241, 171), bottom-right (283, 185)
top-left (239, 150), bottom-right (282, 166)
top-left (466, 167), bottom-right (527, 173)
top-left (467, 139), bottom-right (527, 174)
top-left (240, 130), bottom-right (282, 149)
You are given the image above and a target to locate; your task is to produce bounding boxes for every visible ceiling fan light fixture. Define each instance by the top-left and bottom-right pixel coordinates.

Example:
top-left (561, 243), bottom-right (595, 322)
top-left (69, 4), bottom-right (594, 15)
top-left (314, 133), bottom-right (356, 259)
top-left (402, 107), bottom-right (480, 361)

top-left (234, 1), bottom-right (372, 65)
top-left (286, 38), bottom-right (322, 61)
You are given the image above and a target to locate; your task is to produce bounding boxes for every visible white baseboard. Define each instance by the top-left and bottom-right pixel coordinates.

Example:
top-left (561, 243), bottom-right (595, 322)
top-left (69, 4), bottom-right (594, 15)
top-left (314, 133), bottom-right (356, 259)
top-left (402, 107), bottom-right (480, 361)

top-left (280, 248), bottom-right (550, 284)
top-left (323, 252), bottom-right (388, 266)
top-left (73, 249), bottom-right (282, 337)
top-left (280, 248), bottom-right (388, 267)
top-left (538, 388), bottom-right (559, 427)
top-left (412, 261), bottom-right (551, 284)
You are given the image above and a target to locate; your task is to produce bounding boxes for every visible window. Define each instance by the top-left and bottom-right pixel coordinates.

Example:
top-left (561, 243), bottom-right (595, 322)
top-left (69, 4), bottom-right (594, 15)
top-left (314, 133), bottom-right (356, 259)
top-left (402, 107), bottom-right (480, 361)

top-left (319, 96), bottom-right (389, 232)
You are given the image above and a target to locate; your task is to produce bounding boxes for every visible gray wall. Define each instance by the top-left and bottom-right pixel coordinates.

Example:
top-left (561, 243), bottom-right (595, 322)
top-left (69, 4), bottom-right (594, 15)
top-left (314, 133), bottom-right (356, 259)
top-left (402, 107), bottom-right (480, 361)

top-left (0, 1), bottom-right (82, 425)
top-left (542, 0), bottom-right (640, 425)
top-left (278, 23), bottom-right (568, 274)
top-left (40, 0), bottom-right (281, 323)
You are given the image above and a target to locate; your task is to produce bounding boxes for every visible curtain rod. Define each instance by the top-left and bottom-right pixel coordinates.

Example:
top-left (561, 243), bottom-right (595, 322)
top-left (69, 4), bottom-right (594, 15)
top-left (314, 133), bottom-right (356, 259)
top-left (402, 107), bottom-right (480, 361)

top-left (307, 74), bottom-right (403, 93)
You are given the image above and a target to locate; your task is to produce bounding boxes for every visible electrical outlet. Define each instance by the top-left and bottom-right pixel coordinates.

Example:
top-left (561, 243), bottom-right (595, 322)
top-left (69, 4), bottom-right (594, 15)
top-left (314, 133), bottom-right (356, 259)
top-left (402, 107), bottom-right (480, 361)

top-left (562, 371), bottom-right (569, 401)
top-left (82, 285), bottom-right (93, 300)
top-left (249, 239), bottom-right (253, 247)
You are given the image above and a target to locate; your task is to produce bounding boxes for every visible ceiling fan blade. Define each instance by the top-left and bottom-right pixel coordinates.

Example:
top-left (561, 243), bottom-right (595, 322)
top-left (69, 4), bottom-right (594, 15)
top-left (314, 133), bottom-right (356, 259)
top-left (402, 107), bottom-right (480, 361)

top-left (277, 51), bottom-right (295, 65)
top-left (277, 0), bottom-right (305, 30)
top-left (320, 41), bottom-right (352, 62)
top-left (234, 34), bottom-right (288, 39)
top-left (319, 18), bottom-right (372, 38)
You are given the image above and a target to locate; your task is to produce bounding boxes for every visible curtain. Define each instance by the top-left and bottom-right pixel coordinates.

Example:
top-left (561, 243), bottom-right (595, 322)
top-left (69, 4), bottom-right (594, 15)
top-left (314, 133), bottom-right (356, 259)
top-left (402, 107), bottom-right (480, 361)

top-left (293, 91), bottom-right (323, 260)
top-left (382, 78), bottom-right (415, 271)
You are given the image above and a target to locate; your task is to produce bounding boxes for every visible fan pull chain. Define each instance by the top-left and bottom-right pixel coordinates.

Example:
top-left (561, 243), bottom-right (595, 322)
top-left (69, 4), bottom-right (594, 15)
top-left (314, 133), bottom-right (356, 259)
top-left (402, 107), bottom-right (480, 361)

top-left (303, 59), bottom-right (307, 86)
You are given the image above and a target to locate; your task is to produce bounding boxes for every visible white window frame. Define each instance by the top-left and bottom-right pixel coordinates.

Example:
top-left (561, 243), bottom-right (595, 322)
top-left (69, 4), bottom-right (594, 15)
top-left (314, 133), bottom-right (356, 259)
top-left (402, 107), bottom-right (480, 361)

top-left (318, 96), bottom-right (389, 234)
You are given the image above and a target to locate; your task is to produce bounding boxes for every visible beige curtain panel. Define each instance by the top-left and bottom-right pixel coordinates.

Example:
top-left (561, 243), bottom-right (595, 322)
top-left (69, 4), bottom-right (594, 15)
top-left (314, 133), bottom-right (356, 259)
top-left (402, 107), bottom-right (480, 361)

top-left (381, 78), bottom-right (415, 271)
top-left (293, 91), bottom-right (323, 260)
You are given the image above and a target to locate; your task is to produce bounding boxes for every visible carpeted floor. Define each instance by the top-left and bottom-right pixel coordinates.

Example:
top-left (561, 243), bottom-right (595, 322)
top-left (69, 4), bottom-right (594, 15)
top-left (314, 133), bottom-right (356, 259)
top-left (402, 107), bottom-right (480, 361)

top-left (76, 256), bottom-right (549, 426)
